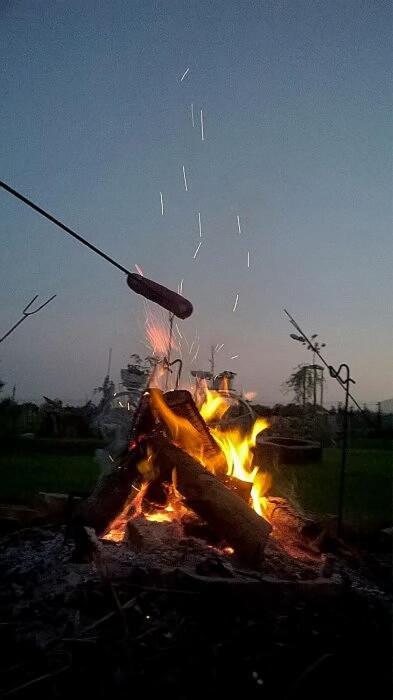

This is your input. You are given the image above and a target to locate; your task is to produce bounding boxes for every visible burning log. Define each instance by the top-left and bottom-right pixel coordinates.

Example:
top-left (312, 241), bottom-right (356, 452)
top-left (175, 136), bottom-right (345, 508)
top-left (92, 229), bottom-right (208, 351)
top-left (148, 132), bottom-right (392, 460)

top-left (72, 450), bottom-right (141, 536)
top-left (159, 389), bottom-right (228, 475)
top-left (149, 436), bottom-right (272, 569)
top-left (264, 497), bottom-right (331, 556)
top-left (72, 392), bottom-right (155, 536)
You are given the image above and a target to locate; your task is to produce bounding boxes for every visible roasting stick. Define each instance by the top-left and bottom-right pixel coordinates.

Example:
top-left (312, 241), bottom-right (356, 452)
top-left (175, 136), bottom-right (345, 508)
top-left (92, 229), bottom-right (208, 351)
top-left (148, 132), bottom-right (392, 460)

top-left (0, 179), bottom-right (193, 320)
top-left (0, 294), bottom-right (56, 345)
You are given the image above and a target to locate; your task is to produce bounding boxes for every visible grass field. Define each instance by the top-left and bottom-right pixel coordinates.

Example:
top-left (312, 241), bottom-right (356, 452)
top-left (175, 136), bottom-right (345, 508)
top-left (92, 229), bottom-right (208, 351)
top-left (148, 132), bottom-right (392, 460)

top-left (0, 441), bottom-right (391, 535)
top-left (276, 448), bottom-right (392, 534)
top-left (0, 440), bottom-right (100, 502)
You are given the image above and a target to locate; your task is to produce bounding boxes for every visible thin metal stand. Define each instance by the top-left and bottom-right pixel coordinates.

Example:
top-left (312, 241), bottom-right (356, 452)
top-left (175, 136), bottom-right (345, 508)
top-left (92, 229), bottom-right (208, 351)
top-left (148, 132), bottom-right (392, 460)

top-left (329, 363), bottom-right (355, 536)
top-left (285, 309), bottom-right (362, 536)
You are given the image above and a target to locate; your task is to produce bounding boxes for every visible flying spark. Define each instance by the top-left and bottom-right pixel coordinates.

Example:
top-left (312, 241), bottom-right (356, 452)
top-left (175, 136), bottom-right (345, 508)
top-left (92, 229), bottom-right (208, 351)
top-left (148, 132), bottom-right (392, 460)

top-left (232, 293), bottom-right (239, 312)
top-left (200, 109), bottom-right (205, 141)
top-left (160, 192), bottom-right (164, 216)
top-left (191, 103), bottom-right (195, 127)
top-left (189, 337), bottom-right (196, 356)
top-left (109, 454), bottom-right (114, 463)
top-left (175, 322), bottom-right (183, 339)
top-left (198, 211), bottom-right (202, 237)
top-left (237, 215), bottom-right (242, 235)
top-left (180, 67), bottom-right (190, 82)
top-left (179, 279), bottom-right (184, 295)
top-left (182, 165), bottom-right (188, 192)
top-left (135, 264), bottom-right (144, 276)
top-left (118, 401), bottom-right (124, 408)
top-left (191, 343), bottom-right (200, 363)
top-left (216, 343), bottom-right (224, 352)
top-left (230, 355), bottom-right (239, 360)
top-left (247, 251), bottom-right (250, 269)
top-left (193, 241), bottom-right (202, 259)
top-left (181, 329), bottom-right (190, 351)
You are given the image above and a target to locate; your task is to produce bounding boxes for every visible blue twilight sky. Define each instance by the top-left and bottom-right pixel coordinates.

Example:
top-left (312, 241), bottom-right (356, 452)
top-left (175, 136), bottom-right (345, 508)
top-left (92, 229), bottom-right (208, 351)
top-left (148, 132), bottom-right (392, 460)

top-left (0, 0), bottom-right (391, 406)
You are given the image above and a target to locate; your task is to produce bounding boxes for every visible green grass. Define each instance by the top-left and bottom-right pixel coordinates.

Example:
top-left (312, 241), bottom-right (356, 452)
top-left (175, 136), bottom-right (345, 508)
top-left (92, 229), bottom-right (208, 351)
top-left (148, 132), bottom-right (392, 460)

top-left (0, 448), bottom-right (99, 502)
top-left (0, 442), bottom-right (391, 536)
top-left (275, 448), bottom-right (392, 534)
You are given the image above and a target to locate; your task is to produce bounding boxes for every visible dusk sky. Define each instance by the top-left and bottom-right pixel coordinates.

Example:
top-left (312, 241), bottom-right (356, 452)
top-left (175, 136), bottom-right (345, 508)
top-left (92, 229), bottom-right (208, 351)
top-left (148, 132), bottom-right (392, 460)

top-left (1, 0), bottom-right (391, 407)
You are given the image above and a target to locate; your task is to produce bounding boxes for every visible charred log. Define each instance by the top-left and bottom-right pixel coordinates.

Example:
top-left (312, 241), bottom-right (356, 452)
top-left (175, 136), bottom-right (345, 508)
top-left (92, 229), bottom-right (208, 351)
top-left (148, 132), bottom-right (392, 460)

top-left (155, 389), bottom-right (228, 475)
top-left (72, 449), bottom-right (141, 536)
top-left (263, 497), bottom-right (335, 556)
top-left (149, 436), bottom-right (272, 569)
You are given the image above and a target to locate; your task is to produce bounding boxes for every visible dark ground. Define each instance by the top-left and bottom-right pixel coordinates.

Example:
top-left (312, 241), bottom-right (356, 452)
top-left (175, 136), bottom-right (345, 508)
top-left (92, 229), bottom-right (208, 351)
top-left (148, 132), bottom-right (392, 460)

top-left (0, 569), bottom-right (391, 698)
top-left (0, 522), bottom-right (391, 699)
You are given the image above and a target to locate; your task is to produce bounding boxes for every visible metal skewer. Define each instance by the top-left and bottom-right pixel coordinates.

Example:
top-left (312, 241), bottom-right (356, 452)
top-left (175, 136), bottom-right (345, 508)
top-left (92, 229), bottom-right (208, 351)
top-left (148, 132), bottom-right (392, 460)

top-left (0, 179), bottom-right (193, 320)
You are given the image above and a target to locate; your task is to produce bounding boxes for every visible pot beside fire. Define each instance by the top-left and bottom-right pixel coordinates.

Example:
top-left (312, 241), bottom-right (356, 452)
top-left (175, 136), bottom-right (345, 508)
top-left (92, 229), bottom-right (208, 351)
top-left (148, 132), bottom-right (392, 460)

top-left (255, 435), bottom-right (322, 468)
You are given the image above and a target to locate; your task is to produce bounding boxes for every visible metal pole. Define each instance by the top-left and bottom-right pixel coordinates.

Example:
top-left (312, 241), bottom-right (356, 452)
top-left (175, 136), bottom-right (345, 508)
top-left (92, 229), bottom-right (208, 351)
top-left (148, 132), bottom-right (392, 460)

top-left (284, 308), bottom-right (372, 422)
top-left (320, 368), bottom-right (324, 408)
top-left (164, 313), bottom-right (174, 390)
top-left (329, 363), bottom-right (353, 536)
top-left (210, 345), bottom-right (215, 380)
top-left (106, 348), bottom-right (112, 378)
top-left (313, 361), bottom-right (317, 408)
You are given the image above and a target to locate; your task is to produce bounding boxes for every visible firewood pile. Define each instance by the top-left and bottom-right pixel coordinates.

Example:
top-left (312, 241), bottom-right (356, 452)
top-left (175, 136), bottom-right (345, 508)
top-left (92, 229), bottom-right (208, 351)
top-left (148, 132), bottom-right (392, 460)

top-left (71, 388), bottom-right (332, 565)
top-left (0, 388), bottom-right (391, 697)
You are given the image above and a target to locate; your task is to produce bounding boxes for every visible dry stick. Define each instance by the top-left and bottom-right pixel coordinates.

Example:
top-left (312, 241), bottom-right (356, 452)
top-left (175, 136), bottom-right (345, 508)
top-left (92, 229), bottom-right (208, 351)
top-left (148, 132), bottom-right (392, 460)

top-left (3, 665), bottom-right (70, 697)
top-left (84, 527), bottom-right (129, 636)
top-left (81, 595), bottom-right (140, 635)
top-left (115, 583), bottom-right (198, 595)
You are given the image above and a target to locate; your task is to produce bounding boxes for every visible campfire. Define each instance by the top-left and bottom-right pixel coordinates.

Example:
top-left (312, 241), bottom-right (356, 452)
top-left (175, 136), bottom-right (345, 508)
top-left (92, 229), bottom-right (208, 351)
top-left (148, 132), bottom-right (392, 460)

top-left (74, 379), bottom-right (330, 569)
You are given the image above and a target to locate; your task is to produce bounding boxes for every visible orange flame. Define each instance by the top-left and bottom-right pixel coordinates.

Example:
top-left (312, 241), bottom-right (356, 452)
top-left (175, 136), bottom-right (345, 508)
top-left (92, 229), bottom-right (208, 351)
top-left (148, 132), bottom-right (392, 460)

top-left (199, 389), bottom-right (231, 423)
top-left (149, 388), bottom-right (210, 466)
top-left (145, 485), bottom-right (190, 522)
top-left (105, 386), bottom-right (271, 541)
top-left (210, 414), bottom-right (271, 516)
top-left (152, 386), bottom-right (271, 518)
top-left (103, 482), bottom-right (148, 542)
